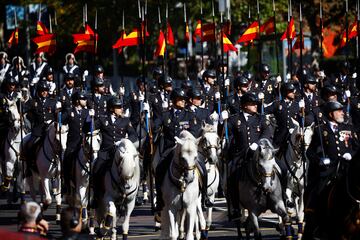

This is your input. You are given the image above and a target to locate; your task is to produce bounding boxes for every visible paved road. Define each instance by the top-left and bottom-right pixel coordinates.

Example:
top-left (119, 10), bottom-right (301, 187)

top-left (0, 191), bottom-right (294, 239)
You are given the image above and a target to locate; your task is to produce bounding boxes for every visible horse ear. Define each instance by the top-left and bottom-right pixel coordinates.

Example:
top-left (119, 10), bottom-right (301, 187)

top-left (175, 136), bottom-right (184, 145)
top-left (310, 122), bottom-right (315, 130)
top-left (289, 128), bottom-right (294, 135)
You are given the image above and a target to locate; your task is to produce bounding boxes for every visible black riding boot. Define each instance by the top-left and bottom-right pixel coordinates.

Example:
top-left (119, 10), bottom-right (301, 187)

top-left (227, 172), bottom-right (241, 220)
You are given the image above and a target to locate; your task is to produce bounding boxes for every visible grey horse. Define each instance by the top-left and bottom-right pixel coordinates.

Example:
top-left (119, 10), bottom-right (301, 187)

top-left (236, 138), bottom-right (291, 240)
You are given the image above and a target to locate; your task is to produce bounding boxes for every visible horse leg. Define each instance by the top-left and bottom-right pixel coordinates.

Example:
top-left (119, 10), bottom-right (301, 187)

top-left (165, 207), bottom-right (177, 240)
top-left (179, 210), bottom-right (186, 240)
top-left (104, 201), bottom-right (117, 240)
top-left (248, 212), bottom-right (261, 240)
top-left (185, 205), bottom-right (196, 240)
top-left (297, 190), bottom-right (305, 239)
top-left (54, 173), bottom-right (62, 224)
top-left (41, 178), bottom-right (52, 210)
top-left (122, 197), bottom-right (136, 240)
top-left (274, 199), bottom-right (292, 239)
top-left (142, 181), bottom-right (149, 204)
top-left (197, 197), bottom-right (207, 240)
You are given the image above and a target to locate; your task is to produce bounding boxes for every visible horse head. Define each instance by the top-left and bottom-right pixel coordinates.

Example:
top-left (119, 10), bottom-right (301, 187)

top-left (174, 130), bottom-right (200, 184)
top-left (257, 138), bottom-right (278, 193)
top-left (84, 129), bottom-right (102, 156)
top-left (199, 123), bottom-right (220, 164)
top-left (53, 122), bottom-right (69, 151)
top-left (114, 139), bottom-right (138, 184)
top-left (304, 123), bottom-right (315, 150)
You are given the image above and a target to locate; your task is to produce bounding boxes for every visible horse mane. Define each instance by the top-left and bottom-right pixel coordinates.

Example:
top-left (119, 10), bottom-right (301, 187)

top-left (118, 138), bottom-right (137, 155)
top-left (201, 123), bottom-right (217, 134)
top-left (178, 130), bottom-right (196, 140)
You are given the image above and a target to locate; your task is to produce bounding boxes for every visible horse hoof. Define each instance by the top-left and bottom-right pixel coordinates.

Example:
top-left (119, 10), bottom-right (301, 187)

top-left (122, 234), bottom-right (128, 240)
top-left (201, 230), bottom-right (208, 240)
top-left (154, 226), bottom-right (161, 232)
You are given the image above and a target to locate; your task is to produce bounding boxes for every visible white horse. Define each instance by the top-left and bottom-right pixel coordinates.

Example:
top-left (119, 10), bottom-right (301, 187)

top-left (27, 122), bottom-right (68, 222)
top-left (161, 130), bottom-right (201, 240)
top-left (1, 98), bottom-right (27, 202)
top-left (73, 129), bottom-right (101, 227)
top-left (96, 138), bottom-right (140, 240)
top-left (283, 120), bottom-right (314, 239)
top-left (197, 124), bottom-right (221, 233)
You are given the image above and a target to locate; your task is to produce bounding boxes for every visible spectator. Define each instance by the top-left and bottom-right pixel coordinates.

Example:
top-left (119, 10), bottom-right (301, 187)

top-left (18, 201), bottom-right (49, 237)
top-left (60, 207), bottom-right (82, 239)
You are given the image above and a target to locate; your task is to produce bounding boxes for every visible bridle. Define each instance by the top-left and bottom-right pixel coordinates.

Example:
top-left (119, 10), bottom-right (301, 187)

top-left (199, 135), bottom-right (219, 164)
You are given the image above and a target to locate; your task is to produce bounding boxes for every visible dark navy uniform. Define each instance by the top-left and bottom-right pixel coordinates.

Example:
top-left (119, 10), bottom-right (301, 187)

top-left (304, 101), bottom-right (359, 238)
top-left (252, 77), bottom-right (278, 105)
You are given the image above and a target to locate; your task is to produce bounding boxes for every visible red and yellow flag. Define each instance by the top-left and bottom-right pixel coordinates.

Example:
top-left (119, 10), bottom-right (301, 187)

top-left (72, 24), bottom-right (97, 54)
top-left (32, 33), bottom-right (56, 55)
top-left (292, 34), bottom-right (304, 51)
top-left (7, 28), bottom-right (19, 48)
top-left (322, 27), bottom-right (337, 58)
top-left (155, 30), bottom-right (166, 57)
top-left (167, 22), bottom-right (175, 46)
top-left (222, 33), bottom-right (237, 53)
top-left (237, 21), bottom-right (259, 43)
top-left (280, 18), bottom-right (296, 41)
top-left (185, 23), bottom-right (190, 42)
top-left (193, 20), bottom-right (202, 41)
top-left (201, 23), bottom-right (216, 42)
top-left (260, 17), bottom-right (275, 35)
top-left (339, 19), bottom-right (358, 48)
top-left (36, 21), bottom-right (49, 35)
top-left (112, 30), bottom-right (127, 53)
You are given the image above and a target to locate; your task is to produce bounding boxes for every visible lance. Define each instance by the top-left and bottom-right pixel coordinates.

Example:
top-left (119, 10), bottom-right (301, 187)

top-left (200, 0), bottom-right (204, 69)
top-left (212, 0), bottom-right (219, 83)
top-left (157, 2), bottom-right (165, 75)
top-left (299, 1), bottom-right (304, 89)
top-left (357, 0), bottom-right (360, 80)
top-left (257, 0), bottom-right (262, 70)
top-left (184, 2), bottom-right (188, 71)
top-left (226, 2), bottom-right (230, 79)
top-left (120, 9), bottom-right (125, 89)
top-left (165, 2), bottom-right (169, 77)
top-left (287, 0), bottom-right (293, 78)
top-left (38, 4), bottom-right (41, 22)
top-left (345, 0), bottom-right (349, 63)
top-left (320, 0), bottom-right (324, 64)
top-left (247, 4), bottom-right (251, 70)
top-left (273, 0), bottom-right (280, 75)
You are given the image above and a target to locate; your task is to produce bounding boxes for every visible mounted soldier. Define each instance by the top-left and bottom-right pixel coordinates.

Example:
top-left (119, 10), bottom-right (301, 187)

top-left (59, 73), bottom-right (79, 112)
top-left (29, 52), bottom-right (49, 97)
top-left (200, 69), bottom-right (217, 113)
top-left (62, 53), bottom-right (81, 88)
top-left (0, 52), bottom-right (11, 85)
top-left (5, 56), bottom-right (29, 89)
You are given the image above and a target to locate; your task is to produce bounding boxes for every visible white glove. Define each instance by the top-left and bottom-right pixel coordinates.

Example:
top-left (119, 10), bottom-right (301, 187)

top-left (258, 92), bottom-right (264, 100)
top-left (138, 94), bottom-right (145, 101)
top-left (115, 141), bottom-right (121, 147)
top-left (142, 102), bottom-right (150, 112)
top-left (118, 86), bottom-right (125, 96)
top-left (56, 101), bottom-right (62, 109)
top-left (162, 101), bottom-right (169, 109)
top-left (224, 78), bottom-right (230, 87)
top-left (249, 143), bottom-right (259, 151)
top-left (215, 92), bottom-right (221, 100)
top-left (83, 70), bottom-right (89, 77)
top-left (343, 153), bottom-right (352, 161)
top-left (352, 72), bottom-right (357, 79)
top-left (286, 73), bottom-right (291, 80)
top-left (345, 90), bottom-right (351, 98)
top-left (89, 109), bottom-right (95, 117)
top-left (276, 75), bottom-right (282, 83)
top-left (299, 99), bottom-right (305, 108)
top-left (221, 110), bottom-right (229, 120)
top-left (31, 77), bottom-right (39, 85)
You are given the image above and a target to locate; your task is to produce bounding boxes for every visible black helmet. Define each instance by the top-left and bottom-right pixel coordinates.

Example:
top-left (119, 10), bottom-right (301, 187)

top-left (159, 75), bottom-right (173, 86)
top-left (93, 77), bottom-right (104, 86)
top-left (321, 85), bottom-right (338, 99)
top-left (296, 67), bottom-right (308, 78)
top-left (242, 71), bottom-right (253, 81)
top-left (152, 67), bottom-right (163, 77)
top-left (234, 76), bottom-right (249, 89)
top-left (240, 92), bottom-right (259, 105)
top-left (37, 81), bottom-right (50, 91)
top-left (71, 91), bottom-right (87, 103)
top-left (188, 88), bottom-right (202, 99)
top-left (324, 101), bottom-right (343, 115)
top-left (95, 65), bottom-right (104, 73)
top-left (304, 74), bottom-right (317, 84)
top-left (260, 63), bottom-right (270, 73)
top-left (171, 88), bottom-right (187, 101)
top-left (339, 61), bottom-right (350, 70)
top-left (281, 82), bottom-right (296, 96)
top-left (108, 97), bottom-right (124, 109)
top-left (46, 67), bottom-right (54, 76)
top-left (203, 69), bottom-right (216, 79)
top-left (5, 77), bottom-right (18, 85)
top-left (65, 73), bottom-right (75, 80)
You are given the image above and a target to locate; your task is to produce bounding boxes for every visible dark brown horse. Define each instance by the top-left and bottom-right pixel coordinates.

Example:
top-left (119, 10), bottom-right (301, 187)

top-left (326, 155), bottom-right (360, 240)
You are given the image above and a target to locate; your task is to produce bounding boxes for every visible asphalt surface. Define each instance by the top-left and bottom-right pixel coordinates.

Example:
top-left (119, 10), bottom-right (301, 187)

top-left (0, 189), bottom-right (297, 239)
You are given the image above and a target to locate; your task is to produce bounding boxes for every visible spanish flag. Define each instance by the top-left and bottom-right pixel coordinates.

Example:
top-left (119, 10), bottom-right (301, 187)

top-left (185, 22), bottom-right (190, 42)
top-left (36, 21), bottom-right (49, 35)
top-left (237, 21), bottom-right (259, 43)
top-left (222, 33), bottom-right (237, 53)
top-left (112, 30), bottom-right (127, 53)
top-left (260, 17), bottom-right (275, 35)
top-left (7, 28), bottom-right (19, 48)
top-left (340, 19), bottom-right (358, 48)
top-left (32, 33), bottom-right (56, 55)
top-left (201, 23), bottom-right (216, 42)
top-left (155, 30), bottom-right (166, 57)
top-left (167, 22), bottom-right (175, 46)
top-left (73, 24), bottom-right (98, 54)
top-left (280, 18), bottom-right (296, 41)
top-left (193, 20), bottom-right (202, 41)
top-left (292, 34), bottom-right (304, 50)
